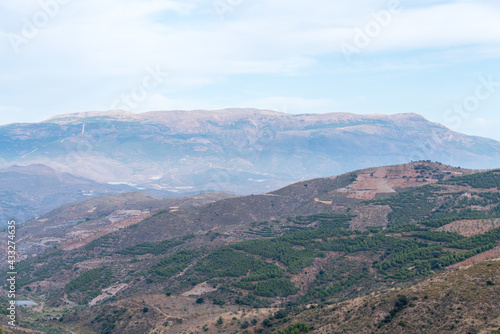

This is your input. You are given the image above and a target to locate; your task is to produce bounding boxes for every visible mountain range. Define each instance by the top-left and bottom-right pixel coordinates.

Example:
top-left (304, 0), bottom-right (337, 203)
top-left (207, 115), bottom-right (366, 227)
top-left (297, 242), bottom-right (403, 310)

top-left (2, 109), bottom-right (500, 223)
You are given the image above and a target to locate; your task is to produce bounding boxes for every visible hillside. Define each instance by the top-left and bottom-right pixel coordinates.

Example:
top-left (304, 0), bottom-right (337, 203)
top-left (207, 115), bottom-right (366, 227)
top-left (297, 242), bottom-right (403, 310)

top-left (1, 109), bottom-right (500, 197)
top-left (2, 191), bottom-right (237, 260)
top-left (38, 261), bottom-right (499, 334)
top-left (8, 161), bottom-right (468, 254)
top-left (2, 162), bottom-right (500, 333)
top-left (278, 260), bottom-right (500, 334)
top-left (66, 161), bottom-right (476, 248)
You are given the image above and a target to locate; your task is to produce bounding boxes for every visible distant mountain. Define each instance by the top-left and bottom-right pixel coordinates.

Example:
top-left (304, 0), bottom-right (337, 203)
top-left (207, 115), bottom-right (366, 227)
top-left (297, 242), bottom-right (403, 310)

top-left (0, 164), bottom-right (142, 223)
top-left (0, 162), bottom-right (211, 224)
top-left (1, 109), bottom-right (499, 196)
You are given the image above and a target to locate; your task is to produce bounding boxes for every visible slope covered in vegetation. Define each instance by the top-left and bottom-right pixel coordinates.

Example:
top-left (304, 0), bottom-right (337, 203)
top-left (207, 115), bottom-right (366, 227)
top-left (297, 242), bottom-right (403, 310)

top-left (2, 163), bottom-right (500, 333)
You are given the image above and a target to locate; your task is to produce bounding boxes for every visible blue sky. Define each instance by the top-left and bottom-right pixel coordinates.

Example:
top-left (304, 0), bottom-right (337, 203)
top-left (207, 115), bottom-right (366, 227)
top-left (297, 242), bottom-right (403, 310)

top-left (0, 0), bottom-right (499, 139)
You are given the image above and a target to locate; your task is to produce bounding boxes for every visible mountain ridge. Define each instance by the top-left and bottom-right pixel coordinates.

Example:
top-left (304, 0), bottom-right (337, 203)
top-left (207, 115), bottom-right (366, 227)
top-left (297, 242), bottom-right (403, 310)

top-left (43, 109), bottom-right (428, 124)
top-left (2, 109), bottom-right (500, 198)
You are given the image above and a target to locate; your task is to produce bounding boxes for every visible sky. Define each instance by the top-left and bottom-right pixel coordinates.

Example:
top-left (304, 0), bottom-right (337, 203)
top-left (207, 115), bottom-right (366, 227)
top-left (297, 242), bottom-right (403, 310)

top-left (0, 0), bottom-right (499, 139)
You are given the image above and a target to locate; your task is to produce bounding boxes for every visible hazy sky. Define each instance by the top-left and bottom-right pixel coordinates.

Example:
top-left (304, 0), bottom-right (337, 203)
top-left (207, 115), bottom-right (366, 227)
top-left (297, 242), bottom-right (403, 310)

top-left (1, 0), bottom-right (499, 139)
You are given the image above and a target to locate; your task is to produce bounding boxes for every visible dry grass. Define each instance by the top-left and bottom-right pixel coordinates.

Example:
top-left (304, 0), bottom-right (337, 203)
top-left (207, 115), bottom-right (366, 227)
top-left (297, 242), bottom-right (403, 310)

top-left (450, 244), bottom-right (500, 268)
top-left (288, 260), bottom-right (500, 334)
top-left (438, 219), bottom-right (500, 236)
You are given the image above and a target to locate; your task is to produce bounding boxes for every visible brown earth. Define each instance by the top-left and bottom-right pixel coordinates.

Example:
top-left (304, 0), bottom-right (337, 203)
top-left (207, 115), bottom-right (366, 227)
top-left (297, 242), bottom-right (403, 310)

top-left (438, 218), bottom-right (500, 236)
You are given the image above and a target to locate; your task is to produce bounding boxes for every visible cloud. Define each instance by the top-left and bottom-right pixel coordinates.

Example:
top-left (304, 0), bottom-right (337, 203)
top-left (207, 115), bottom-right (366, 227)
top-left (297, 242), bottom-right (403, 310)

top-left (3, 1), bottom-right (499, 77)
top-left (369, 2), bottom-right (500, 52)
top-left (0, 0), bottom-right (499, 124)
